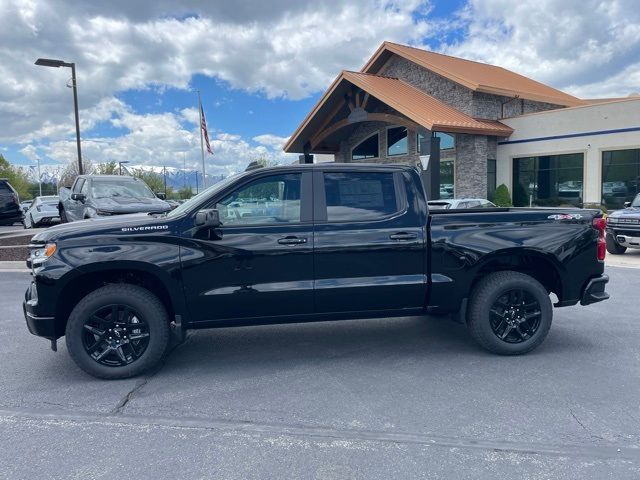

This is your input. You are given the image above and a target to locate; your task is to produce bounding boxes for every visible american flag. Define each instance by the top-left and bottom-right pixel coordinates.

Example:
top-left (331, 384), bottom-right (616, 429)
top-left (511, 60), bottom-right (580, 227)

top-left (200, 104), bottom-right (213, 155)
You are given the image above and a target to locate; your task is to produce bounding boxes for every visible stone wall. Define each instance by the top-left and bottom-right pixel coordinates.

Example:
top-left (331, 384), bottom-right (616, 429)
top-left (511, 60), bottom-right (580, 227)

top-left (455, 134), bottom-right (488, 198)
top-left (473, 92), bottom-right (564, 119)
top-left (381, 56), bottom-right (474, 115)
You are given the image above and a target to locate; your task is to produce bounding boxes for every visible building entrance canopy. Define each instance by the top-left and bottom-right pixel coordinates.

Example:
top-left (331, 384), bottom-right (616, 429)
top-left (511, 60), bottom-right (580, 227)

top-left (284, 71), bottom-right (513, 155)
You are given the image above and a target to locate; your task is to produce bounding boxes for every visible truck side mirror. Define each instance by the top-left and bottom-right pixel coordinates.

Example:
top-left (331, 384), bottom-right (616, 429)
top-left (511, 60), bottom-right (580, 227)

top-left (156, 192), bottom-right (166, 200)
top-left (71, 193), bottom-right (86, 202)
top-left (194, 209), bottom-right (221, 228)
top-left (624, 201), bottom-right (631, 208)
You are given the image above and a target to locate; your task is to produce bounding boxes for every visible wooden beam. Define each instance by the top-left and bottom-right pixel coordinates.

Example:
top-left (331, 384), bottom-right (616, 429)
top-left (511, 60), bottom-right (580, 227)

top-left (311, 113), bottom-right (420, 149)
top-left (361, 92), bottom-right (370, 110)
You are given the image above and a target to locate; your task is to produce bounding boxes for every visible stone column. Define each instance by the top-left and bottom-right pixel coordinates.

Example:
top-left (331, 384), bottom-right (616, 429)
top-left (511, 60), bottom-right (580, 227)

top-left (455, 134), bottom-right (488, 198)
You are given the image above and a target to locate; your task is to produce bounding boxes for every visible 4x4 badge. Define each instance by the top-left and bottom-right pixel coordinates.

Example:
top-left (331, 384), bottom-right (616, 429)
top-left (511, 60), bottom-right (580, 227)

top-left (547, 214), bottom-right (582, 220)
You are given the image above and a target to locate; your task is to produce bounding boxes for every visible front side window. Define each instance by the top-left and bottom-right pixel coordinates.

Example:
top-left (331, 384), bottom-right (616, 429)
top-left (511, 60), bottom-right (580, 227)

top-left (387, 127), bottom-right (408, 156)
top-left (352, 134), bottom-right (379, 160)
top-left (216, 173), bottom-right (301, 225)
top-left (73, 179), bottom-right (85, 193)
top-left (323, 172), bottom-right (398, 222)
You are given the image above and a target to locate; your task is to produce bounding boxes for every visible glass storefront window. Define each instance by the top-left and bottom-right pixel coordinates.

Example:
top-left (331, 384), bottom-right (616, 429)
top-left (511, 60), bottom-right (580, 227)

top-left (417, 132), bottom-right (456, 198)
top-left (387, 127), bottom-right (408, 156)
top-left (512, 153), bottom-right (584, 207)
top-left (352, 133), bottom-right (379, 160)
top-left (417, 132), bottom-right (455, 153)
top-left (487, 159), bottom-right (496, 200)
top-left (602, 149), bottom-right (640, 210)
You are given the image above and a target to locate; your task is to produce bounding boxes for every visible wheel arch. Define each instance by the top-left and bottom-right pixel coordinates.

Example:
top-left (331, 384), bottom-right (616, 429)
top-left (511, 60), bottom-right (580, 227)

top-left (469, 248), bottom-right (564, 301)
top-left (54, 262), bottom-right (185, 337)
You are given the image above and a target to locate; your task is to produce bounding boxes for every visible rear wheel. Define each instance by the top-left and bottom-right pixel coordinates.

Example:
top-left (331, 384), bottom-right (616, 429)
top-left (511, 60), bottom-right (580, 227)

top-left (65, 284), bottom-right (170, 379)
top-left (467, 271), bottom-right (552, 355)
top-left (606, 233), bottom-right (626, 254)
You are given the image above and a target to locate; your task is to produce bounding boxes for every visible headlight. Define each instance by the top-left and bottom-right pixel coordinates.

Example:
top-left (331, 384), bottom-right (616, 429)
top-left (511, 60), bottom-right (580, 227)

top-left (30, 242), bottom-right (57, 267)
top-left (88, 208), bottom-right (112, 217)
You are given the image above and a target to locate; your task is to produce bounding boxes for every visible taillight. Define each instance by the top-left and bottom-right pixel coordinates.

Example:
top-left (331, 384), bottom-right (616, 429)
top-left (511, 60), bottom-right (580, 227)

top-left (593, 217), bottom-right (606, 261)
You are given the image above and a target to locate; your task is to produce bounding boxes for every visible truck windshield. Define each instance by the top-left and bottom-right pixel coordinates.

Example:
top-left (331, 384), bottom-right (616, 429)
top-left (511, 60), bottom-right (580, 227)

top-left (91, 180), bottom-right (155, 199)
top-left (167, 173), bottom-right (243, 218)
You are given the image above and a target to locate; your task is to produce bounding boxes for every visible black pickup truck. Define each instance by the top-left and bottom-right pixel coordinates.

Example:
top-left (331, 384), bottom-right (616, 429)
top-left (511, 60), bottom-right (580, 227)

top-left (23, 164), bottom-right (609, 379)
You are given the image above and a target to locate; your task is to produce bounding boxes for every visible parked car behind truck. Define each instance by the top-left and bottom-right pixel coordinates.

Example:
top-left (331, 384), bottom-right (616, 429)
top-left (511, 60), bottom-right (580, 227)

top-left (23, 196), bottom-right (60, 228)
top-left (0, 178), bottom-right (22, 225)
top-left (605, 193), bottom-right (640, 254)
top-left (24, 164), bottom-right (609, 379)
top-left (58, 174), bottom-right (170, 222)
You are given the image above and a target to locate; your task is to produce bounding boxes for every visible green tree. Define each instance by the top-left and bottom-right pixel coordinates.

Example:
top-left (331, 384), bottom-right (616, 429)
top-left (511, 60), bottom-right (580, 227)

top-left (178, 185), bottom-right (193, 199)
top-left (130, 168), bottom-right (173, 198)
top-left (493, 184), bottom-right (513, 207)
top-left (95, 161), bottom-right (119, 175)
top-left (59, 158), bottom-right (94, 188)
top-left (513, 181), bottom-right (529, 207)
top-left (0, 154), bottom-right (33, 200)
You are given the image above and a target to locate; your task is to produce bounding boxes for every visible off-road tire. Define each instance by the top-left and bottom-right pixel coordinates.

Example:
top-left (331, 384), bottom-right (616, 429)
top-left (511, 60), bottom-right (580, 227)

top-left (65, 284), bottom-right (170, 379)
top-left (606, 233), bottom-right (626, 255)
top-left (467, 271), bottom-right (552, 355)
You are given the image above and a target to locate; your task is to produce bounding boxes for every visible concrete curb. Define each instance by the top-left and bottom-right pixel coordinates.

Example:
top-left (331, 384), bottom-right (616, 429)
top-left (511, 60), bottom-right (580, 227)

top-left (0, 261), bottom-right (30, 273)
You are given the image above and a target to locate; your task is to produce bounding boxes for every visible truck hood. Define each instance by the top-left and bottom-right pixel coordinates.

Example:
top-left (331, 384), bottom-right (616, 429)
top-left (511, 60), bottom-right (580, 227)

top-left (608, 206), bottom-right (640, 219)
top-left (30, 213), bottom-right (174, 243)
top-left (91, 196), bottom-right (170, 213)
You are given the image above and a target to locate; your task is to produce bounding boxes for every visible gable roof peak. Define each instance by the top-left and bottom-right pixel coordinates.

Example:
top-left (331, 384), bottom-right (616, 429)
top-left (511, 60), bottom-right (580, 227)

top-left (364, 41), bottom-right (584, 107)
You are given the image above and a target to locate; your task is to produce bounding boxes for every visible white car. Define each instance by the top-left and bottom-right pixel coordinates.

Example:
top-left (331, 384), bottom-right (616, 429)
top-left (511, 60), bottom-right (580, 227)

top-left (23, 195), bottom-right (60, 228)
top-left (428, 198), bottom-right (496, 210)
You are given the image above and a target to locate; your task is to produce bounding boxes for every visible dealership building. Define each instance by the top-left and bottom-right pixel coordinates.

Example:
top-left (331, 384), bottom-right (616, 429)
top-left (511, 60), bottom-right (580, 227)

top-left (284, 41), bottom-right (640, 209)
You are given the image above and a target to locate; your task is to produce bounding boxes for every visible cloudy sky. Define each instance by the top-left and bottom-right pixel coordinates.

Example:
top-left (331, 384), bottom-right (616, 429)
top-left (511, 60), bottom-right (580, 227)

top-left (1, 0), bottom-right (639, 177)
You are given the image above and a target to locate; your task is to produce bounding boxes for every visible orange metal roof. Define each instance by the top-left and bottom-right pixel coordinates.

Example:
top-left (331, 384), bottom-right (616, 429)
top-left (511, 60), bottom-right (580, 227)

top-left (343, 71), bottom-right (513, 136)
top-left (363, 42), bottom-right (585, 107)
top-left (283, 71), bottom-right (513, 152)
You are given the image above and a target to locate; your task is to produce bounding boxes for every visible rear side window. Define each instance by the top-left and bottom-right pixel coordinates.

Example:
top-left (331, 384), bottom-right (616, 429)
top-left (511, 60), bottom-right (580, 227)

top-left (323, 172), bottom-right (399, 222)
top-left (0, 181), bottom-right (12, 194)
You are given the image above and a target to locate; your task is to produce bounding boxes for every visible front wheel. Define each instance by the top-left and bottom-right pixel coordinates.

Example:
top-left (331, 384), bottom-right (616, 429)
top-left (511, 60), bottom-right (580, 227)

top-left (65, 284), bottom-right (171, 379)
top-left (60, 208), bottom-right (68, 223)
top-left (467, 271), bottom-right (552, 355)
top-left (606, 233), bottom-right (626, 254)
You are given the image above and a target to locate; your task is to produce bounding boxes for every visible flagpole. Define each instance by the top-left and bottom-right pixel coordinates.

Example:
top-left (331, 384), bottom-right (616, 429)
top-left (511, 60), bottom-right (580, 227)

top-left (197, 90), bottom-right (206, 189)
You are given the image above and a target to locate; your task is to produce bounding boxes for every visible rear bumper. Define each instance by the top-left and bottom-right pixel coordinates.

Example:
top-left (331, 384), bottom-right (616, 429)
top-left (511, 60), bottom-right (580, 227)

top-left (23, 281), bottom-right (57, 339)
top-left (580, 274), bottom-right (610, 306)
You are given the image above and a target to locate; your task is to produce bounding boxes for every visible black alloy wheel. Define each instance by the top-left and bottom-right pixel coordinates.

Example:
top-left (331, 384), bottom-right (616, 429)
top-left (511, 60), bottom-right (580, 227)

top-left (82, 304), bottom-right (150, 367)
top-left (66, 284), bottom-right (170, 379)
top-left (467, 271), bottom-right (552, 355)
top-left (489, 288), bottom-right (541, 343)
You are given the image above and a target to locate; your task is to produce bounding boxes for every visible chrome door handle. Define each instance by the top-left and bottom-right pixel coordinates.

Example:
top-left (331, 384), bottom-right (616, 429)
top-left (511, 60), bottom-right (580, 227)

top-left (278, 236), bottom-right (307, 245)
top-left (389, 232), bottom-right (418, 241)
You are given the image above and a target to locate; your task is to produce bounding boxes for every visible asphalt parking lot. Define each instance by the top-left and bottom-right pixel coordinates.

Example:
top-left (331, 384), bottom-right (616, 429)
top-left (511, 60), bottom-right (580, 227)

top-left (1, 267), bottom-right (639, 479)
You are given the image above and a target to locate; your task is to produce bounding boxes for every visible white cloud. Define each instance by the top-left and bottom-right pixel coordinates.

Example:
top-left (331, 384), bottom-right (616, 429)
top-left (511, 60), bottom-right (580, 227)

top-left (2, 0), bottom-right (639, 174)
top-left (253, 134), bottom-right (290, 150)
top-left (0, 0), bottom-right (432, 145)
top-left (441, 0), bottom-right (640, 98)
top-left (25, 106), bottom-right (295, 176)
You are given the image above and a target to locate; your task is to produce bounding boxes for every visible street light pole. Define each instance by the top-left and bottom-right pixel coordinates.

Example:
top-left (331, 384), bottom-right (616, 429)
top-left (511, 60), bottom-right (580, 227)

top-left (70, 63), bottom-right (83, 175)
top-left (35, 58), bottom-right (83, 175)
top-left (37, 157), bottom-right (42, 197)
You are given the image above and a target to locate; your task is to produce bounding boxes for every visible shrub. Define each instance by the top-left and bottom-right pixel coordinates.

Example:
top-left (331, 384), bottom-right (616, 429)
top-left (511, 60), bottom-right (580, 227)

top-left (493, 184), bottom-right (513, 207)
